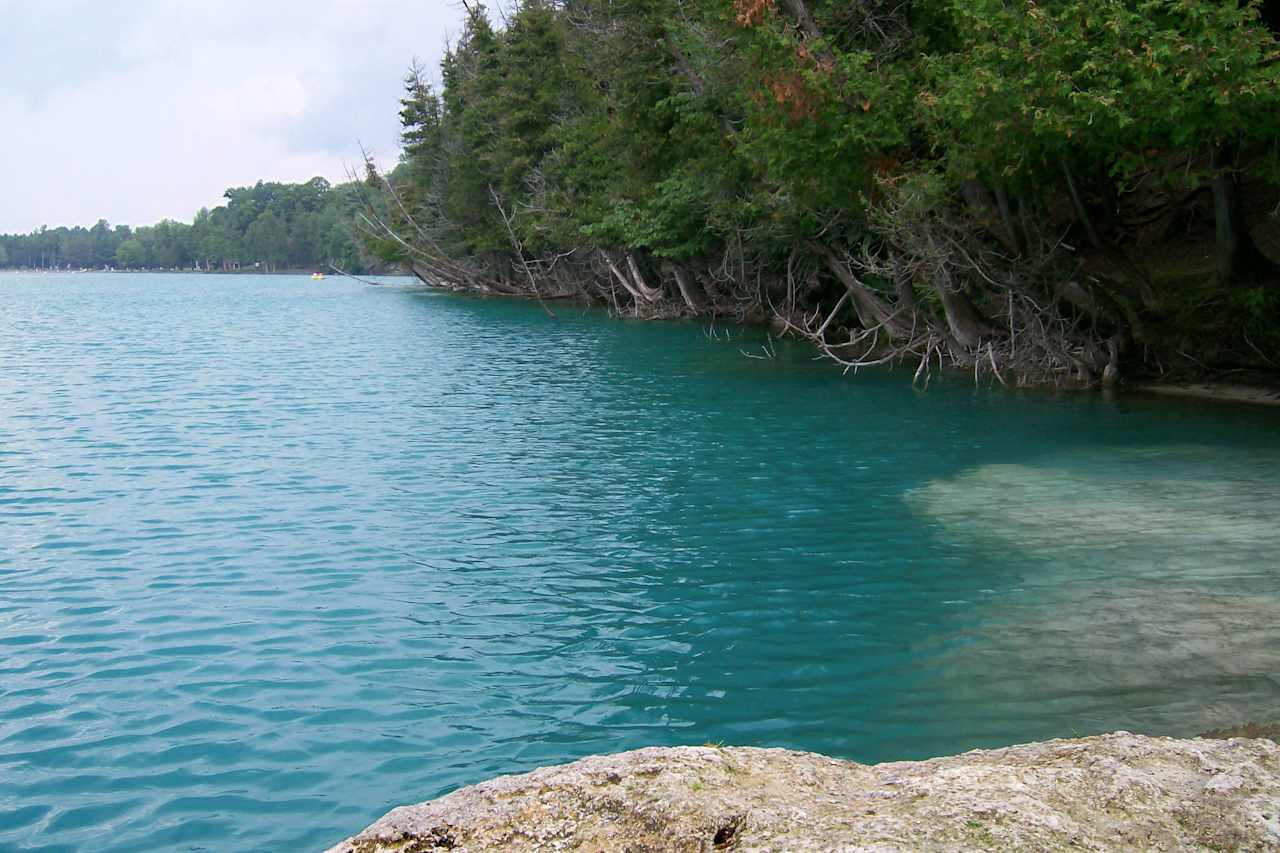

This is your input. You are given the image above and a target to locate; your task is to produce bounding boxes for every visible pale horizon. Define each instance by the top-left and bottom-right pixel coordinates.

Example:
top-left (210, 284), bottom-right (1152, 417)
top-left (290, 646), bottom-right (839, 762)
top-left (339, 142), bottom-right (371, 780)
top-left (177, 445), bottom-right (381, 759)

top-left (0, 0), bottom-right (465, 234)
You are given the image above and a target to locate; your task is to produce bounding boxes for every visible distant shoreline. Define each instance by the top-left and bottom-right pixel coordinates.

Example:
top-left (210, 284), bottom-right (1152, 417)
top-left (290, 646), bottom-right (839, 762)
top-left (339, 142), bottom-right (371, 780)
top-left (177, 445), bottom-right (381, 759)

top-left (0, 268), bottom-right (400, 276)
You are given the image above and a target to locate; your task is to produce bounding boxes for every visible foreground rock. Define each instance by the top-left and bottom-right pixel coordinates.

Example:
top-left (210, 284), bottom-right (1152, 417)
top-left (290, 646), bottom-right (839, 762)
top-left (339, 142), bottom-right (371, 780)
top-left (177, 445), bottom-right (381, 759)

top-left (329, 732), bottom-right (1280, 852)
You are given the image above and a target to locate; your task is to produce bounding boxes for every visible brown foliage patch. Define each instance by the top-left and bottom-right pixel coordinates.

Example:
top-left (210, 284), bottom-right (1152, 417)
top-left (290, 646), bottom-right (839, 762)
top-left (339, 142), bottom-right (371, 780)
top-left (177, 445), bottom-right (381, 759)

top-left (733, 0), bottom-right (776, 27)
top-left (756, 71), bottom-right (822, 123)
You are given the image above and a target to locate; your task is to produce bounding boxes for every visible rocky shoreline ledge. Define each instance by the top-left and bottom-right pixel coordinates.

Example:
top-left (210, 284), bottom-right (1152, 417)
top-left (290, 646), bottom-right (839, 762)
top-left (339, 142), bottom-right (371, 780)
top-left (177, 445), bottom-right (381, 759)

top-left (328, 732), bottom-right (1280, 852)
top-left (1135, 382), bottom-right (1280, 407)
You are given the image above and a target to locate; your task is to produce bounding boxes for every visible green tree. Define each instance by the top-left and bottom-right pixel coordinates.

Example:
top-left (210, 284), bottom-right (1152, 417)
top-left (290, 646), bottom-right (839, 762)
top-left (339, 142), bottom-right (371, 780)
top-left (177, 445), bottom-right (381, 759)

top-left (359, 0), bottom-right (1280, 383)
top-left (115, 239), bottom-right (145, 269)
top-left (245, 210), bottom-right (289, 271)
top-left (924, 0), bottom-right (1280, 282)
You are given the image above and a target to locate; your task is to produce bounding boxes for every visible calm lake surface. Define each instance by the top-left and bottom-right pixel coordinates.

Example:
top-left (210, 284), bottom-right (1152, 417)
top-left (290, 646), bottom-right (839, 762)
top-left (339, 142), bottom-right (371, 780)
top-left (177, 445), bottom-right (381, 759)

top-left (1, 272), bottom-right (1277, 851)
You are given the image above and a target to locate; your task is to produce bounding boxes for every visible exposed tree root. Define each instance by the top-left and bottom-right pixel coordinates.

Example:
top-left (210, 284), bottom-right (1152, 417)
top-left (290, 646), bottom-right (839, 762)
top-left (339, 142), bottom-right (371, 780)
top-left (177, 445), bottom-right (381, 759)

top-left (356, 167), bottom-right (1135, 389)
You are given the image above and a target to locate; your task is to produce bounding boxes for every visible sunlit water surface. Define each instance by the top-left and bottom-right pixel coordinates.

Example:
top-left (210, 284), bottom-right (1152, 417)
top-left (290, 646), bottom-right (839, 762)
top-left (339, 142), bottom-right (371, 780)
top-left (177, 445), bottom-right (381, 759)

top-left (1, 272), bottom-right (1277, 851)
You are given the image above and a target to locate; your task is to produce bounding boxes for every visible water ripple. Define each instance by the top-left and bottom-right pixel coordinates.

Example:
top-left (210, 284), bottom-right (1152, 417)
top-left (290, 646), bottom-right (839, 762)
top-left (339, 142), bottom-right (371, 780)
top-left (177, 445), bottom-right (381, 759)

top-left (1, 272), bottom-right (1278, 851)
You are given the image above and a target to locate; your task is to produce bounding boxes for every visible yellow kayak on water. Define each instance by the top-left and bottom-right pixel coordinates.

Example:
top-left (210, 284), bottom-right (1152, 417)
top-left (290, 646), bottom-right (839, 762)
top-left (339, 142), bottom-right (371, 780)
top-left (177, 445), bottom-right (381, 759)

top-left (311, 272), bottom-right (325, 280)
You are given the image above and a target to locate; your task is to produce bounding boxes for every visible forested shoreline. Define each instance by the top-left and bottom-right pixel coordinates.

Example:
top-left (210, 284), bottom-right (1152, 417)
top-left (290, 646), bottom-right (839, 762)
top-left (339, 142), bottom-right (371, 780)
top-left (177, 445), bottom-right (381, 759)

top-left (0, 177), bottom-right (378, 274)
top-left (359, 0), bottom-right (1280, 386)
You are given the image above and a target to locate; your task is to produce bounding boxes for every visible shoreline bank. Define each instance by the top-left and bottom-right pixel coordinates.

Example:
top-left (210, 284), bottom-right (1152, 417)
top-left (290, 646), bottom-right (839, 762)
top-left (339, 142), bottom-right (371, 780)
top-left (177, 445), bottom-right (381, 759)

top-left (409, 277), bottom-right (1280, 408)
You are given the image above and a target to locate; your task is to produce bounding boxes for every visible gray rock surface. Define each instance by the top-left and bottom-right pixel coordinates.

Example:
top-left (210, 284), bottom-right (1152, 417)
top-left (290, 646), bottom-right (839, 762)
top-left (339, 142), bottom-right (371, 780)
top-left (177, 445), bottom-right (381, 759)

top-left (327, 732), bottom-right (1280, 851)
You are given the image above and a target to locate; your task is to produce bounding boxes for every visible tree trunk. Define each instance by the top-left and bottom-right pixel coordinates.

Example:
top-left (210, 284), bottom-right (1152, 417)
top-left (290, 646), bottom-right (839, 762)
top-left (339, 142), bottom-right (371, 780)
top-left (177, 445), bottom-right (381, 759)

top-left (817, 248), bottom-right (913, 340)
top-left (961, 181), bottom-right (1021, 256)
top-left (1210, 141), bottom-right (1275, 287)
top-left (626, 254), bottom-right (664, 301)
top-left (668, 263), bottom-right (705, 313)
top-left (667, 38), bottom-right (735, 137)
top-left (1062, 158), bottom-right (1104, 251)
top-left (602, 251), bottom-right (650, 306)
top-left (780, 0), bottom-right (824, 42)
top-left (892, 268), bottom-right (918, 316)
top-left (411, 263), bottom-right (434, 286)
top-left (993, 184), bottom-right (1024, 256)
top-left (935, 271), bottom-right (997, 349)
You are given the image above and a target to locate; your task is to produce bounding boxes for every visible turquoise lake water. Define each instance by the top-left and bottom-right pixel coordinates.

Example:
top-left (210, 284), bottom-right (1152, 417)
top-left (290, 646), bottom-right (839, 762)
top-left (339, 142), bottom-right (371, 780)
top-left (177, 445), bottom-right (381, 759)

top-left (1, 272), bottom-right (1277, 851)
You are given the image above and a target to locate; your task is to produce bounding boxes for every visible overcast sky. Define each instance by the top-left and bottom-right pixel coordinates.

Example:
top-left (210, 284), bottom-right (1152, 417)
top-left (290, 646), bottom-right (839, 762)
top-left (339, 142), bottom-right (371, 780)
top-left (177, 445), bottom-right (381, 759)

top-left (0, 0), bottom-right (466, 233)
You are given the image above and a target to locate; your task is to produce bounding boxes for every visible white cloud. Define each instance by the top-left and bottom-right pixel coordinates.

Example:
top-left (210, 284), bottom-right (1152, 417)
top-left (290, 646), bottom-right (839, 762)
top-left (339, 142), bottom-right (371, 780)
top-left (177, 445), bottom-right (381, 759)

top-left (0, 0), bottom-right (463, 232)
top-left (208, 75), bottom-right (312, 126)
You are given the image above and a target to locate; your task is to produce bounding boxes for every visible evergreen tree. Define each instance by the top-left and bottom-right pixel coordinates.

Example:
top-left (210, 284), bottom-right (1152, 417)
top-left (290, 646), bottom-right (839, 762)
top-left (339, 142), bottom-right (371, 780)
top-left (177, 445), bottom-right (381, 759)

top-left (359, 0), bottom-right (1280, 382)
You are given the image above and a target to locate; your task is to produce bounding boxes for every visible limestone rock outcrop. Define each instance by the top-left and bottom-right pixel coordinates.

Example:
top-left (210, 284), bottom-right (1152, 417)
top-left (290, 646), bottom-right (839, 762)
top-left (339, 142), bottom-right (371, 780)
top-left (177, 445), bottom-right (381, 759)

top-left (328, 732), bottom-right (1280, 852)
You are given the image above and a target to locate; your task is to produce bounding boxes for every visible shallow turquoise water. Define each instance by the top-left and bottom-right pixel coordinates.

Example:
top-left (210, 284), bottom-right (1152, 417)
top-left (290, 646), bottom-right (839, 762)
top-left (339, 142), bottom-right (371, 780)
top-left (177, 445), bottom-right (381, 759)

top-left (1, 272), bottom-right (1277, 851)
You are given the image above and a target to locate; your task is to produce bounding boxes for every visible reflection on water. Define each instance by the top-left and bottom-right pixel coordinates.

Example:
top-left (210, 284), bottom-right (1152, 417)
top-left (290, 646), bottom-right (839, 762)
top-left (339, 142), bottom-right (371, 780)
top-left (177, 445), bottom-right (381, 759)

top-left (909, 447), bottom-right (1280, 735)
top-left (0, 273), bottom-right (1277, 851)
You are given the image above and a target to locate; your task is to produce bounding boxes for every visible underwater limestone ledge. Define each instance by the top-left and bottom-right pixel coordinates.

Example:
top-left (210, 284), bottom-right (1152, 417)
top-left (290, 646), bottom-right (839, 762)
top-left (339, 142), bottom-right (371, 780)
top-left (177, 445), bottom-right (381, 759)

top-left (326, 732), bottom-right (1280, 852)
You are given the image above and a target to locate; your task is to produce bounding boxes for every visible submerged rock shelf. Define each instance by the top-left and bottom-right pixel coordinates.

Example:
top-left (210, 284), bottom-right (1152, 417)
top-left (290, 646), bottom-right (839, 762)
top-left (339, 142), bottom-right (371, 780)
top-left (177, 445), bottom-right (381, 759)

top-left (329, 733), bottom-right (1280, 852)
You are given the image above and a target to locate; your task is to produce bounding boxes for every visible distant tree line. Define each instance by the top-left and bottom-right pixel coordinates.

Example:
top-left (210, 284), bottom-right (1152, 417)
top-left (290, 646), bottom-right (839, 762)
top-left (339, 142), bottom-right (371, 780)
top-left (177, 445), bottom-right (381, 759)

top-left (0, 177), bottom-right (380, 273)
top-left (360, 0), bottom-right (1280, 385)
